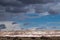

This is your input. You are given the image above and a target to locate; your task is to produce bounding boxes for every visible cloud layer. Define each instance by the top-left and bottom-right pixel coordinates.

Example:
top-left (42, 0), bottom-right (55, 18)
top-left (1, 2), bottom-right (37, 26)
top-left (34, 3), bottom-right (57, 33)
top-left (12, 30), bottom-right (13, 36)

top-left (0, 0), bottom-right (60, 21)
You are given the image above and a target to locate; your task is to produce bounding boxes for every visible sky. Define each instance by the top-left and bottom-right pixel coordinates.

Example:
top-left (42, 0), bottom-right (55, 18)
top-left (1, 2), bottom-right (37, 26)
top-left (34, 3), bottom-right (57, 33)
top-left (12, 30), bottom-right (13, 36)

top-left (0, 0), bottom-right (60, 30)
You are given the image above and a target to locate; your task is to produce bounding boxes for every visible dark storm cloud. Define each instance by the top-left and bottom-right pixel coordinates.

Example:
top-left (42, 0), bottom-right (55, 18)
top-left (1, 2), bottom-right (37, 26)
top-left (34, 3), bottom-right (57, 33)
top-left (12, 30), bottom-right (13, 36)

top-left (0, 0), bottom-right (59, 13)
top-left (0, 0), bottom-right (27, 21)
top-left (0, 0), bottom-right (27, 13)
top-left (18, 0), bottom-right (41, 4)
top-left (0, 0), bottom-right (60, 21)
top-left (18, 0), bottom-right (58, 4)
top-left (0, 24), bottom-right (6, 29)
top-left (0, 0), bottom-right (23, 6)
top-left (5, 6), bottom-right (27, 13)
top-left (48, 9), bottom-right (58, 15)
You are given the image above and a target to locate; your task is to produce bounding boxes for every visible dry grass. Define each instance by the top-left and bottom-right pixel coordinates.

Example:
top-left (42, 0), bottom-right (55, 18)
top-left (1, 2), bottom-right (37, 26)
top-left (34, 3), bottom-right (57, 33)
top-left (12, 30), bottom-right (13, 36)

top-left (0, 37), bottom-right (60, 40)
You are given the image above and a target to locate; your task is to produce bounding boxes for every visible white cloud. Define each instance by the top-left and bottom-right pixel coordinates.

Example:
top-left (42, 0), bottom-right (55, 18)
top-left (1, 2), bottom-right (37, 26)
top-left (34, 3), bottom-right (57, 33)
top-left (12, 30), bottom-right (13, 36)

top-left (0, 21), bottom-right (22, 31)
top-left (39, 12), bottom-right (50, 16)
